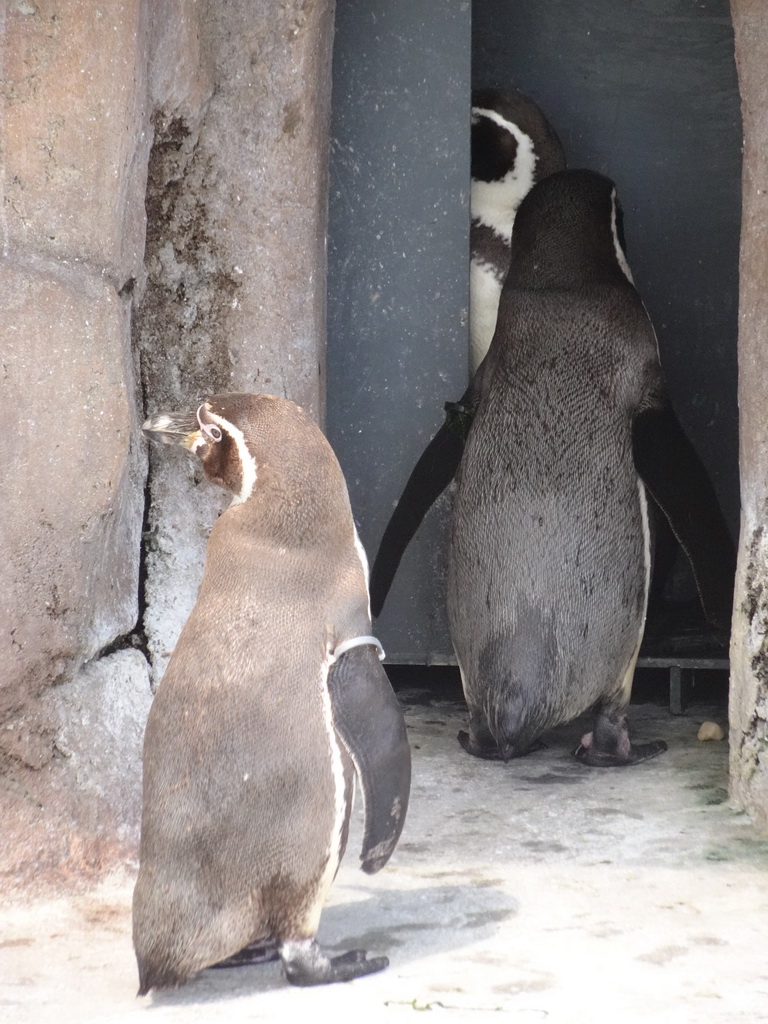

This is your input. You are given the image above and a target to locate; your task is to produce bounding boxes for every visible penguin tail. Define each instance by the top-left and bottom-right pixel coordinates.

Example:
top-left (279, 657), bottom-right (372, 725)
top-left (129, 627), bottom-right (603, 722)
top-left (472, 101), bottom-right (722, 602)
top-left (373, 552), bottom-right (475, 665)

top-left (480, 678), bottom-right (551, 762)
top-left (498, 742), bottom-right (515, 764)
top-left (136, 957), bottom-right (185, 997)
top-left (477, 612), bottom-right (560, 758)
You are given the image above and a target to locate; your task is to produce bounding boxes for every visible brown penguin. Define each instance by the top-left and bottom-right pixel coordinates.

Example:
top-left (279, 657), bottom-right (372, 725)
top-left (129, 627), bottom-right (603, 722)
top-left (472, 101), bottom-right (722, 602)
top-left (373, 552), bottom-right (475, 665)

top-left (134, 392), bottom-right (410, 992)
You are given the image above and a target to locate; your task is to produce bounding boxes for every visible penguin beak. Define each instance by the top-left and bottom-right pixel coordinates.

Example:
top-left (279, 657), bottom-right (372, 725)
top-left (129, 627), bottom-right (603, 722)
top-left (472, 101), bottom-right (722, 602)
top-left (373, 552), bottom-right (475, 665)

top-left (142, 411), bottom-right (202, 450)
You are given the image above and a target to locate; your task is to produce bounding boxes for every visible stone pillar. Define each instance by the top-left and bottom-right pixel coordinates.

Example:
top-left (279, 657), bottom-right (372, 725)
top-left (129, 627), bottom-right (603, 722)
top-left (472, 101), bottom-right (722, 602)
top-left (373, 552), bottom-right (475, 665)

top-left (138, 0), bottom-right (335, 680)
top-left (729, 0), bottom-right (768, 828)
top-left (1, 0), bottom-right (151, 882)
top-left (1, 0), bottom-right (335, 885)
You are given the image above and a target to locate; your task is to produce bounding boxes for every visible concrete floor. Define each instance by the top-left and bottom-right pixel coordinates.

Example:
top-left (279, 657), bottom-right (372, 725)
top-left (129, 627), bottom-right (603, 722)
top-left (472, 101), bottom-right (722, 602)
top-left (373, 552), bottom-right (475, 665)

top-left (3, 687), bottom-right (768, 1024)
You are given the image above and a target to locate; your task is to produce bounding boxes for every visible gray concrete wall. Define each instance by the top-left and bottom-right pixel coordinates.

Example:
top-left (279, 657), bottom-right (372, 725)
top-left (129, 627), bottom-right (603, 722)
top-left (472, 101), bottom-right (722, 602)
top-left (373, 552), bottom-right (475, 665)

top-left (729, 0), bottom-right (768, 829)
top-left (326, 0), bottom-right (471, 663)
top-left (1, 0), bottom-right (334, 887)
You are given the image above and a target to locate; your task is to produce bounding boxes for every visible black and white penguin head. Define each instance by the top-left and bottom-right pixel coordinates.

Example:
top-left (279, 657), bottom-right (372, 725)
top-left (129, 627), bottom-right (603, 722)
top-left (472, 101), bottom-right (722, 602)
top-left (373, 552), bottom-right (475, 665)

top-left (507, 169), bottom-right (635, 289)
top-left (469, 90), bottom-right (567, 371)
top-left (471, 89), bottom-right (566, 244)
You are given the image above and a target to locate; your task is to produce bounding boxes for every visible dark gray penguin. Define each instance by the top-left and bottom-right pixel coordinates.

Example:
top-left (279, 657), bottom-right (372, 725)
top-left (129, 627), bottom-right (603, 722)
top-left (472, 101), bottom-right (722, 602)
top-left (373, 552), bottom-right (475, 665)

top-left (133, 392), bottom-right (410, 993)
top-left (470, 88), bottom-right (566, 372)
top-left (370, 90), bottom-right (565, 610)
top-left (449, 169), bottom-right (734, 766)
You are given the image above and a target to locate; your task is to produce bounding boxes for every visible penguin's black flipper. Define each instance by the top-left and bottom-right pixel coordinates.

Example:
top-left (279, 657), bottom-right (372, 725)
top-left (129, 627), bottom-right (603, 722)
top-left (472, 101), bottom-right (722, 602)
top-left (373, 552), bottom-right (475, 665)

top-left (327, 644), bottom-right (411, 874)
top-left (369, 360), bottom-right (491, 618)
top-left (369, 415), bottom-right (466, 617)
top-left (632, 404), bottom-right (736, 630)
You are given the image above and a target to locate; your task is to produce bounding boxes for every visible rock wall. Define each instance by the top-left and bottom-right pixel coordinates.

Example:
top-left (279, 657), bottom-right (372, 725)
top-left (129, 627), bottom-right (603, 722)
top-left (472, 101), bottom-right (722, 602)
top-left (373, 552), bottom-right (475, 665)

top-left (138, 0), bottom-right (335, 683)
top-left (1, 0), bottom-right (150, 884)
top-left (729, 0), bottom-right (768, 828)
top-left (1, 0), bottom-right (334, 887)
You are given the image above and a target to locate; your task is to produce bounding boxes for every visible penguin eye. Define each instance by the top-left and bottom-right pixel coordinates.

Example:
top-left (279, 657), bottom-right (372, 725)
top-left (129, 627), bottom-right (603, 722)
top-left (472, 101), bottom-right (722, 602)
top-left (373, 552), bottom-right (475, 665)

top-left (196, 404), bottom-right (223, 444)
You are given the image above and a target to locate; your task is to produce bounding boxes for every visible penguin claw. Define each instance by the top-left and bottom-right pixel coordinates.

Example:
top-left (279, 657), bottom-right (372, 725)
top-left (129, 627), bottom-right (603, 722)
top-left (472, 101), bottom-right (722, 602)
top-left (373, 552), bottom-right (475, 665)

top-left (572, 739), bottom-right (668, 767)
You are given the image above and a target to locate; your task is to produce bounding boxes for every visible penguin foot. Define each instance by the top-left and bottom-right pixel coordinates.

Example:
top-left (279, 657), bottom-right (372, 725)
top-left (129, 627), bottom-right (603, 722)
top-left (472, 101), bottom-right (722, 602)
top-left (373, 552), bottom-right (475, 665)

top-left (458, 730), bottom-right (546, 761)
top-left (574, 707), bottom-right (668, 767)
top-left (281, 940), bottom-right (388, 987)
top-left (458, 730), bottom-right (504, 760)
top-left (573, 733), bottom-right (667, 767)
top-left (208, 938), bottom-right (281, 970)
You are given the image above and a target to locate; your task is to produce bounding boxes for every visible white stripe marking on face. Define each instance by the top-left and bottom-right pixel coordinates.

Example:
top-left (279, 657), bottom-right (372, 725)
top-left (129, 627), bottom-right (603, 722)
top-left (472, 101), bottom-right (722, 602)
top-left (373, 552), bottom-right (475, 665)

top-left (471, 107), bottom-right (538, 242)
top-left (205, 409), bottom-right (258, 504)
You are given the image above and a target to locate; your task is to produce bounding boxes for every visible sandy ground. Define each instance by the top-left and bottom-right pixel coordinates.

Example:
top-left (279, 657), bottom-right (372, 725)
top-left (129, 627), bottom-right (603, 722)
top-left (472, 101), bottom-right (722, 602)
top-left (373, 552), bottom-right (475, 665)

top-left (2, 693), bottom-right (768, 1024)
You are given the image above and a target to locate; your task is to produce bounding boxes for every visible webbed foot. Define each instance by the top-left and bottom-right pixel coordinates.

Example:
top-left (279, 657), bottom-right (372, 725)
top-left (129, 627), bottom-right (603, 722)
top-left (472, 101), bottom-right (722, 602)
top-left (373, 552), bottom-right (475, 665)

top-left (208, 938), bottom-right (280, 970)
top-left (458, 729), bottom-right (504, 760)
top-left (281, 940), bottom-right (388, 987)
top-left (573, 707), bottom-right (667, 767)
top-left (458, 730), bottom-right (546, 761)
top-left (573, 737), bottom-right (667, 767)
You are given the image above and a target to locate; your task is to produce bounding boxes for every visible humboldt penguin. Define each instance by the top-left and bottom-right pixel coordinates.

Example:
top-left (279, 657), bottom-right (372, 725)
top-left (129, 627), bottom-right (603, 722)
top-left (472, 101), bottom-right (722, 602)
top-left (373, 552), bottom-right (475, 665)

top-left (448, 169), bottom-right (734, 765)
top-left (470, 88), bottom-right (566, 372)
top-left (370, 90), bottom-right (565, 612)
top-left (134, 392), bottom-right (410, 992)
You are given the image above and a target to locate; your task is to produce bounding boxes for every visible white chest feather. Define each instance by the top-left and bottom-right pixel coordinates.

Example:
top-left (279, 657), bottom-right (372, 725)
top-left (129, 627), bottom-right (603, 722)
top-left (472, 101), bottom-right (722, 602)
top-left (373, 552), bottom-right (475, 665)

top-left (469, 260), bottom-right (505, 372)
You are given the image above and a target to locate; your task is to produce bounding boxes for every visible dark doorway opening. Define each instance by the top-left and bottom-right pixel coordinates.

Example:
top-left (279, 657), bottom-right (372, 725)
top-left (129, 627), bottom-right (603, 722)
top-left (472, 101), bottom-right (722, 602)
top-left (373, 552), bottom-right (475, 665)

top-left (327, 0), bottom-right (741, 708)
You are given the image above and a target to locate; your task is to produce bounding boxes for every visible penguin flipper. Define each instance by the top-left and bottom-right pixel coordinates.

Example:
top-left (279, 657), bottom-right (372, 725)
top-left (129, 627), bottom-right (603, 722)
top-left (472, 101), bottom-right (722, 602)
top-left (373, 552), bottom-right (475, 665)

top-left (327, 645), bottom-right (411, 874)
top-left (369, 418), bottom-right (466, 617)
top-left (369, 358), bottom-right (494, 617)
top-left (632, 404), bottom-right (735, 630)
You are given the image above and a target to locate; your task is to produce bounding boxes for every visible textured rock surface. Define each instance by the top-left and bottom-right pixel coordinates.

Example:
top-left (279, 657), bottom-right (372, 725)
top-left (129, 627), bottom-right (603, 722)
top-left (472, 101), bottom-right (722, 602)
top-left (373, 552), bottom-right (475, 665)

top-left (0, 0), bottom-right (149, 883)
top-left (729, 0), bottom-right (768, 828)
top-left (2, 0), bottom-right (150, 286)
top-left (137, 0), bottom-right (334, 681)
top-left (1, 650), bottom-right (151, 887)
top-left (0, 262), bottom-right (145, 760)
top-left (1, 0), bottom-right (150, 731)
top-left (1, 0), bottom-right (335, 884)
